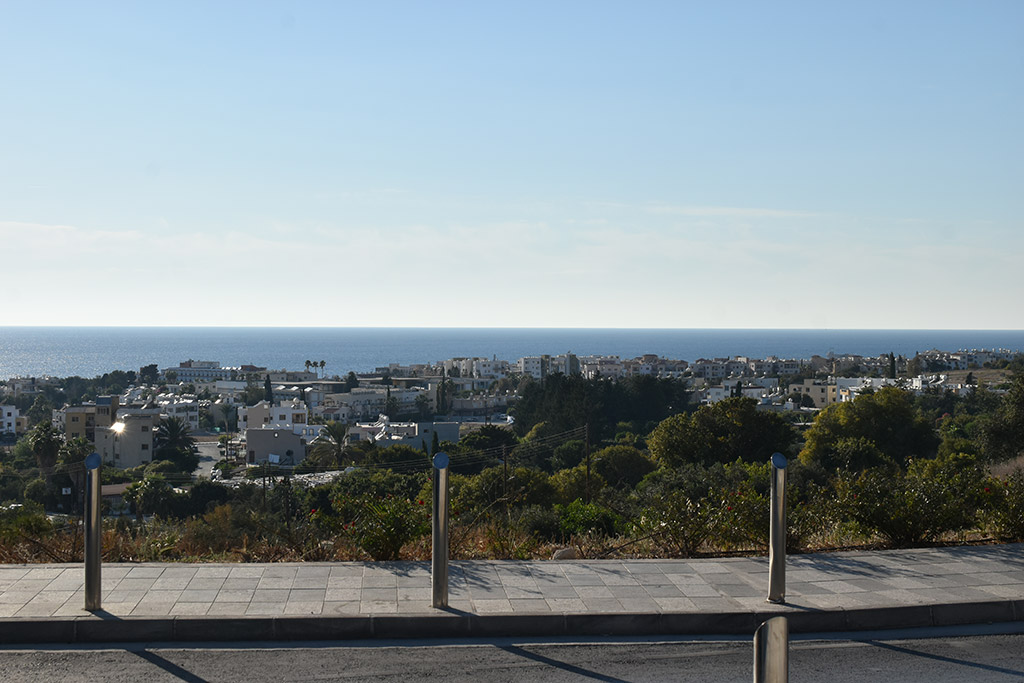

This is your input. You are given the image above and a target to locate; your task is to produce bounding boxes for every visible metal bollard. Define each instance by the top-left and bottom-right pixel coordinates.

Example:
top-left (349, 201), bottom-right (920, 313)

top-left (431, 452), bottom-right (450, 608)
top-left (768, 452), bottom-right (787, 603)
top-left (753, 616), bottom-right (789, 683)
top-left (84, 452), bottom-right (102, 611)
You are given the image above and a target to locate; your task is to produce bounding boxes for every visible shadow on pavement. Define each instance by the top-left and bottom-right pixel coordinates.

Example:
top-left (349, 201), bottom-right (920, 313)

top-left (862, 640), bottom-right (1024, 678)
top-left (498, 644), bottom-right (630, 682)
top-left (133, 650), bottom-right (210, 683)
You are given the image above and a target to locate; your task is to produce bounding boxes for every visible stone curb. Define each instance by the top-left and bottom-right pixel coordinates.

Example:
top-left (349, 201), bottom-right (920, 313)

top-left (0, 600), bottom-right (1022, 644)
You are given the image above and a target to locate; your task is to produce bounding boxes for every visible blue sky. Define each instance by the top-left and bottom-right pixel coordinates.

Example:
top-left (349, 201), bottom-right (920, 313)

top-left (2, 1), bottom-right (1021, 328)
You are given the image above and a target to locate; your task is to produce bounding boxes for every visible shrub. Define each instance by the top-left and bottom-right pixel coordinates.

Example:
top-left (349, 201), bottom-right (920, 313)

top-left (836, 453), bottom-right (985, 547)
top-left (556, 499), bottom-right (620, 538)
top-left (345, 494), bottom-right (429, 561)
top-left (982, 468), bottom-right (1024, 541)
top-left (517, 505), bottom-right (561, 542)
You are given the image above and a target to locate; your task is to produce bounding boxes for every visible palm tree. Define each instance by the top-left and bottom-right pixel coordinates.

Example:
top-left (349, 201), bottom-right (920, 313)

top-left (28, 423), bottom-right (63, 482)
top-left (319, 360), bottom-right (326, 378)
top-left (307, 421), bottom-right (348, 469)
top-left (155, 416), bottom-right (195, 459)
top-left (304, 360), bottom-right (312, 375)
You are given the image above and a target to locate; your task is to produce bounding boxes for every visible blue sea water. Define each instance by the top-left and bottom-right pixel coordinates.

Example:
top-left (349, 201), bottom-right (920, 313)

top-left (0, 327), bottom-right (1023, 380)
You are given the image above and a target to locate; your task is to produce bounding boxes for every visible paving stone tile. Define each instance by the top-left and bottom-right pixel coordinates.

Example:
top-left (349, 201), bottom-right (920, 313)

top-left (125, 567), bottom-right (164, 579)
top-left (396, 601), bottom-right (434, 613)
top-left (151, 577), bottom-right (192, 590)
top-left (295, 566), bottom-right (331, 578)
top-left (221, 579), bottom-right (260, 591)
top-left (288, 589), bottom-right (326, 602)
top-left (206, 603), bottom-right (247, 616)
top-left (161, 567), bottom-right (199, 579)
top-left (284, 602), bottom-right (323, 615)
top-left (361, 588), bottom-right (397, 602)
top-left (25, 567), bottom-right (68, 580)
top-left (188, 578), bottom-right (227, 591)
top-left (565, 574), bottom-right (605, 586)
top-left (679, 583), bottom-right (722, 598)
top-left (654, 597), bottom-right (698, 612)
top-left (326, 588), bottom-right (361, 602)
top-left (360, 600), bottom-right (397, 614)
top-left (474, 599), bottom-right (513, 613)
top-left (666, 573), bottom-right (711, 586)
top-left (511, 599), bottom-right (551, 612)
top-left (323, 601), bottom-right (361, 615)
top-left (131, 602), bottom-right (173, 616)
top-left (14, 603), bottom-right (59, 617)
top-left (574, 585), bottom-right (614, 599)
top-left (215, 589), bottom-right (255, 603)
top-left (261, 567), bottom-right (297, 579)
top-left (718, 583), bottom-right (767, 599)
top-left (0, 604), bottom-right (24, 617)
top-left (179, 589), bottom-right (222, 603)
top-left (138, 590), bottom-right (183, 603)
top-left (812, 580), bottom-right (869, 594)
top-left (546, 598), bottom-right (587, 612)
top-left (329, 566), bottom-right (364, 577)
top-left (328, 576), bottom-right (362, 588)
top-left (252, 589), bottom-right (290, 602)
top-left (643, 584), bottom-right (685, 598)
top-left (687, 596), bottom-right (744, 611)
top-left (194, 567), bottom-right (232, 578)
top-left (581, 598), bottom-right (625, 612)
top-left (10, 580), bottom-right (51, 593)
top-left (116, 578), bottom-right (157, 592)
top-left (398, 587), bottom-right (432, 601)
top-left (245, 602), bottom-right (284, 616)
top-left (362, 576), bottom-right (398, 588)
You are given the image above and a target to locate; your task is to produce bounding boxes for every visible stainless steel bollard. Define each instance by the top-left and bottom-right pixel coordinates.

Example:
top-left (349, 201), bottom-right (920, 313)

top-left (753, 616), bottom-right (789, 683)
top-left (431, 452), bottom-right (450, 608)
top-left (84, 452), bottom-right (102, 611)
top-left (768, 452), bottom-right (787, 603)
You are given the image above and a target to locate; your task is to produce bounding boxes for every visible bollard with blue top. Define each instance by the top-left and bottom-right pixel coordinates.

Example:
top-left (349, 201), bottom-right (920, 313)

top-left (84, 452), bottom-right (102, 611)
top-left (431, 451), bottom-right (450, 608)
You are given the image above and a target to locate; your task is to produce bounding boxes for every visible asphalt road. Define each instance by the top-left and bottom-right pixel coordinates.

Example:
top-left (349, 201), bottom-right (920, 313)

top-left (193, 441), bottom-right (221, 480)
top-left (2, 627), bottom-right (1023, 682)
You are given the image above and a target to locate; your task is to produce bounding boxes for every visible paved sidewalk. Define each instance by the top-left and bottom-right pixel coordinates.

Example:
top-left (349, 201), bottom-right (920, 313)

top-left (1, 544), bottom-right (1023, 643)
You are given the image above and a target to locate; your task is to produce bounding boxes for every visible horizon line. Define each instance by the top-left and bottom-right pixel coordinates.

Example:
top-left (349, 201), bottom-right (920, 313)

top-left (1, 325), bottom-right (1024, 332)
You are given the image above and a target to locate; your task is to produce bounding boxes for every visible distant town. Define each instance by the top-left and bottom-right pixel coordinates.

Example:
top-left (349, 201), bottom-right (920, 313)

top-left (1, 347), bottom-right (1020, 473)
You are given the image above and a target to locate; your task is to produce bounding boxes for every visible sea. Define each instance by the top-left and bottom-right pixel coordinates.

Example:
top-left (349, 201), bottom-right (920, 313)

top-left (1, 327), bottom-right (1023, 381)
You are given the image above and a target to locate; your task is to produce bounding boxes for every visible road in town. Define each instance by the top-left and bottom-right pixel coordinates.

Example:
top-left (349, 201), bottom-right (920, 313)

top-left (192, 440), bottom-right (221, 480)
top-left (1, 627), bottom-right (1023, 682)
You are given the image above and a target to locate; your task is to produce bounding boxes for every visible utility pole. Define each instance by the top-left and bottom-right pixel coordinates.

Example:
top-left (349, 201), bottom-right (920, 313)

top-left (584, 423), bottom-right (591, 504)
top-left (502, 446), bottom-right (508, 514)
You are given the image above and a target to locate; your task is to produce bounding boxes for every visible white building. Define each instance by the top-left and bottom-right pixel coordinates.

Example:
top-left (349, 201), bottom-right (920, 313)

top-left (347, 415), bottom-right (459, 450)
top-left (0, 405), bottom-right (18, 436)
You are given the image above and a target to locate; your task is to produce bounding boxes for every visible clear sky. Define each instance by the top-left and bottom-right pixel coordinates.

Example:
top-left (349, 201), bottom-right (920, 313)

top-left (2, 1), bottom-right (1022, 328)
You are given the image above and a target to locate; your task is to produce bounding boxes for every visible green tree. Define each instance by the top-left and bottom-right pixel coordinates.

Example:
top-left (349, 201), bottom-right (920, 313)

top-left (345, 371), bottom-right (360, 391)
top-left (27, 423), bottom-right (63, 482)
top-left (26, 394), bottom-right (55, 426)
top-left (414, 394), bottom-right (433, 420)
top-left (139, 364), bottom-right (160, 384)
top-left (591, 445), bottom-right (656, 489)
top-left (264, 375), bottom-right (274, 403)
top-left (647, 398), bottom-right (796, 468)
top-left (799, 387), bottom-right (938, 470)
top-left (980, 374), bottom-right (1024, 462)
top-left (307, 421), bottom-right (349, 468)
top-left (155, 416), bottom-right (197, 471)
